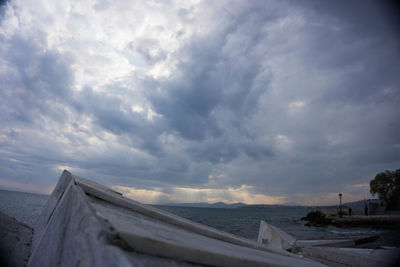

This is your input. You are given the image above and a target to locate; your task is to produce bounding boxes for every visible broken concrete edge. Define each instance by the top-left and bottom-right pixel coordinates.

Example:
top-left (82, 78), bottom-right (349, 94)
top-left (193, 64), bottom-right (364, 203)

top-left (89, 197), bottom-right (325, 267)
top-left (29, 170), bottom-right (325, 267)
top-left (257, 220), bottom-right (297, 251)
top-left (33, 171), bottom-right (299, 256)
top-left (72, 171), bottom-right (302, 258)
top-left (32, 170), bottom-right (71, 249)
top-left (28, 174), bottom-right (139, 267)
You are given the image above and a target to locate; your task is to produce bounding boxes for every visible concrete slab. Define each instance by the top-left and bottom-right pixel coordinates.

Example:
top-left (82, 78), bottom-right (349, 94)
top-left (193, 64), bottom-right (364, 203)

top-left (28, 171), bottom-right (325, 267)
top-left (75, 175), bottom-right (292, 256)
top-left (301, 246), bottom-right (400, 267)
top-left (257, 220), bottom-right (296, 251)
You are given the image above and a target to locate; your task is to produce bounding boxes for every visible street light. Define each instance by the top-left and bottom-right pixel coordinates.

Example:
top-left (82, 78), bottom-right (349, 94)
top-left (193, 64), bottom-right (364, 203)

top-left (339, 193), bottom-right (342, 218)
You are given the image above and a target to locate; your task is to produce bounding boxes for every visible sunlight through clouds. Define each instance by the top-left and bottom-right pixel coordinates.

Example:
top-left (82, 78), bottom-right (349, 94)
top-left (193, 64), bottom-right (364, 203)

top-left (288, 100), bottom-right (305, 114)
top-left (112, 185), bottom-right (170, 204)
top-left (0, 0), bottom-right (399, 205)
top-left (112, 184), bottom-right (287, 205)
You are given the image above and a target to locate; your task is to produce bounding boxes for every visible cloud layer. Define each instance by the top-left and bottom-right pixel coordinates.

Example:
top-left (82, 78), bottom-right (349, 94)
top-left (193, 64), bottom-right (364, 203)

top-left (1, 0), bottom-right (399, 204)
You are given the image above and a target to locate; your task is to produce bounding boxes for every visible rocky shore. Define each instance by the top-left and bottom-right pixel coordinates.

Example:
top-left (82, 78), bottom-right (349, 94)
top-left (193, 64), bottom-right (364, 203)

top-left (0, 211), bottom-right (33, 267)
top-left (332, 215), bottom-right (400, 228)
top-left (302, 210), bottom-right (400, 229)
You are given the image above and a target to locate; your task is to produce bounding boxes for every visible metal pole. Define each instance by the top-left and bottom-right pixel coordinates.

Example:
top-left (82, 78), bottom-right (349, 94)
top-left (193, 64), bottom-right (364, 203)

top-left (339, 193), bottom-right (342, 218)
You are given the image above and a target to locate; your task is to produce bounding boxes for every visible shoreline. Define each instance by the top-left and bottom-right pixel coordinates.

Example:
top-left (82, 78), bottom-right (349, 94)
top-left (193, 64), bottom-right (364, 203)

top-left (0, 211), bottom-right (33, 267)
top-left (302, 210), bottom-right (400, 230)
top-left (0, 205), bottom-right (399, 266)
top-left (1, 186), bottom-right (399, 266)
top-left (332, 215), bottom-right (400, 229)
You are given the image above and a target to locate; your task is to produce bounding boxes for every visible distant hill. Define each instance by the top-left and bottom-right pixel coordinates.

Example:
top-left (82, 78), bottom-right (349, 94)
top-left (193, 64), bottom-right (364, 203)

top-left (164, 201), bottom-right (247, 208)
top-left (163, 202), bottom-right (346, 209)
top-left (238, 204), bottom-right (305, 209)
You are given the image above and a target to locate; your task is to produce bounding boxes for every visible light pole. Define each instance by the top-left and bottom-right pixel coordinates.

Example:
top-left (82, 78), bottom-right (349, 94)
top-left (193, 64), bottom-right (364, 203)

top-left (339, 193), bottom-right (342, 218)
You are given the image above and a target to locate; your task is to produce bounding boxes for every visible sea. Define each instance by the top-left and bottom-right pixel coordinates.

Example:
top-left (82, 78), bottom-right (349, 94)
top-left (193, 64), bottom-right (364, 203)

top-left (0, 189), bottom-right (48, 227)
top-left (1, 189), bottom-right (399, 246)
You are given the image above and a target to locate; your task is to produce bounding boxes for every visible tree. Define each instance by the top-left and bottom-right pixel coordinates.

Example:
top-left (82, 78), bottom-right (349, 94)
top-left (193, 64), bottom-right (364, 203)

top-left (370, 169), bottom-right (400, 209)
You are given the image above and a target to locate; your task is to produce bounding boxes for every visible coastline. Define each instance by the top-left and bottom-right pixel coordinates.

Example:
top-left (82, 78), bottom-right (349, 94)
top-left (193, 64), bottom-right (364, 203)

top-left (0, 185), bottom-right (399, 266)
top-left (302, 209), bottom-right (400, 230)
top-left (332, 215), bottom-right (400, 228)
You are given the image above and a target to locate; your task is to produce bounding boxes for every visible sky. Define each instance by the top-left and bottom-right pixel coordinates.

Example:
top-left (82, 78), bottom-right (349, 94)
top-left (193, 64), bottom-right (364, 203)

top-left (0, 0), bottom-right (399, 205)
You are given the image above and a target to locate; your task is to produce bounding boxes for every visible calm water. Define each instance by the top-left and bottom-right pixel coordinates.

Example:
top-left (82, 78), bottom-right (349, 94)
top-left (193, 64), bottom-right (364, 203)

top-left (0, 189), bottom-right (48, 227)
top-left (155, 205), bottom-right (400, 246)
top-left (0, 189), bottom-right (398, 246)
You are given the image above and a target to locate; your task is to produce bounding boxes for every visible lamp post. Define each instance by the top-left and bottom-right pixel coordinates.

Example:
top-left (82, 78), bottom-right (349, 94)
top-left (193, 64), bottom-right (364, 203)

top-left (339, 193), bottom-right (342, 218)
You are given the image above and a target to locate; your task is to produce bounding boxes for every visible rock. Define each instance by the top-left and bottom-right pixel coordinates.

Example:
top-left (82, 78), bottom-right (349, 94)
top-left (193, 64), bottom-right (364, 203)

top-left (0, 211), bottom-right (33, 267)
top-left (303, 211), bottom-right (332, 227)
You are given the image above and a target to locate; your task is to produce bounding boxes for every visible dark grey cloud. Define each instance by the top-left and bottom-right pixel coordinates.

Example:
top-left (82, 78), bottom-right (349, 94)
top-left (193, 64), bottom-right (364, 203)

top-left (0, 36), bottom-right (74, 124)
top-left (146, 3), bottom-right (276, 147)
top-left (0, 0), bottom-right (399, 204)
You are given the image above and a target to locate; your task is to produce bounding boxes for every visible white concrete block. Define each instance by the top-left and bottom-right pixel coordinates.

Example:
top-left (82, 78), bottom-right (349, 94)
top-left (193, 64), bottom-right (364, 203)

top-left (257, 220), bottom-right (296, 251)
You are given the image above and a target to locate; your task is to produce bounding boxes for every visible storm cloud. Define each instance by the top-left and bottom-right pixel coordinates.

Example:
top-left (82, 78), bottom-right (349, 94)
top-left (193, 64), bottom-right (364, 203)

top-left (0, 0), bottom-right (399, 205)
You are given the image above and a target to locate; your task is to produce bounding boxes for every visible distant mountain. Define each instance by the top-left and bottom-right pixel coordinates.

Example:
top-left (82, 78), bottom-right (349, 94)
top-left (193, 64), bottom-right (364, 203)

top-left (238, 204), bottom-right (280, 209)
top-left (164, 201), bottom-right (247, 208)
top-left (238, 204), bottom-right (310, 209)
